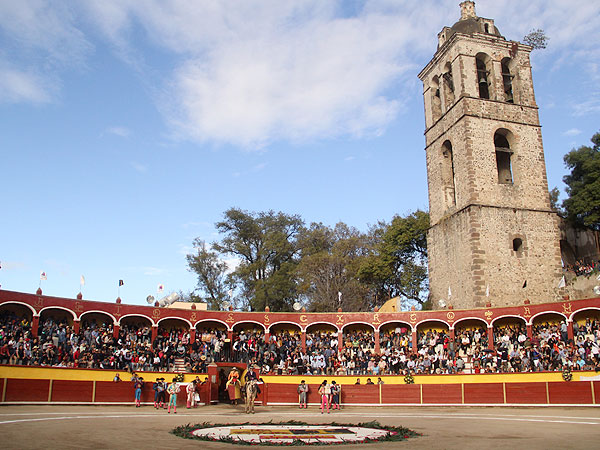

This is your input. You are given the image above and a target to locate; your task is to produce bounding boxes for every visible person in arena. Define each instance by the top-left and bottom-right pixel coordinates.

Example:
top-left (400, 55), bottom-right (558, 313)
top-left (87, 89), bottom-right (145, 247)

top-left (318, 379), bottom-right (331, 414)
top-left (133, 376), bottom-right (144, 407)
top-left (297, 380), bottom-right (309, 408)
top-left (330, 380), bottom-right (340, 410)
top-left (167, 377), bottom-right (180, 414)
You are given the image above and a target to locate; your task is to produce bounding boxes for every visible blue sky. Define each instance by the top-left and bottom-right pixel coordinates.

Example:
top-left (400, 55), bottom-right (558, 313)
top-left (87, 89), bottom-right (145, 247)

top-left (1, 1), bottom-right (599, 306)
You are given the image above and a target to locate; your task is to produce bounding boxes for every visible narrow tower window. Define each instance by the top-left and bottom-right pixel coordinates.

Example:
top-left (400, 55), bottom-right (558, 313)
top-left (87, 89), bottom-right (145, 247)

top-left (512, 238), bottom-right (523, 252)
top-left (442, 63), bottom-right (455, 109)
top-left (501, 58), bottom-right (514, 103)
top-left (476, 54), bottom-right (491, 99)
top-left (494, 131), bottom-right (513, 184)
top-left (441, 140), bottom-right (456, 208)
top-left (431, 76), bottom-right (442, 123)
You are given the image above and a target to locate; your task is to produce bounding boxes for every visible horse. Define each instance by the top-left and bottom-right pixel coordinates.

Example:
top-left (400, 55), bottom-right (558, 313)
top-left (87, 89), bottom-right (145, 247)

top-left (242, 380), bottom-right (258, 414)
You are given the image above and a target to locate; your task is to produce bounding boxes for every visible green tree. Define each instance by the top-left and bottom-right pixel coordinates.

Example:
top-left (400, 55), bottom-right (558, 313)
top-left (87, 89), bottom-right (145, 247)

top-left (213, 208), bottom-right (303, 311)
top-left (562, 131), bottom-right (600, 230)
top-left (357, 210), bottom-right (429, 308)
top-left (549, 187), bottom-right (562, 215)
top-left (523, 29), bottom-right (548, 50)
top-left (186, 239), bottom-right (230, 310)
top-left (296, 222), bottom-right (370, 312)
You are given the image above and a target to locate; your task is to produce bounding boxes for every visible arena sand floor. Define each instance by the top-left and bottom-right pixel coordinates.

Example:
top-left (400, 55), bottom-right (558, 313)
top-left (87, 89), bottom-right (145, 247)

top-left (0, 404), bottom-right (598, 449)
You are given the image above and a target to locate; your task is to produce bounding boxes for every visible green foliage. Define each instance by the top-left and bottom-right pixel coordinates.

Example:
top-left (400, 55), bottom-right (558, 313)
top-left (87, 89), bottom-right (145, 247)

top-left (549, 187), bottom-right (563, 215)
top-left (213, 208), bottom-right (304, 311)
top-left (357, 210), bottom-right (430, 307)
top-left (296, 222), bottom-right (370, 312)
top-left (188, 208), bottom-right (430, 312)
top-left (523, 28), bottom-right (548, 49)
top-left (186, 239), bottom-right (230, 310)
top-left (562, 131), bottom-right (600, 230)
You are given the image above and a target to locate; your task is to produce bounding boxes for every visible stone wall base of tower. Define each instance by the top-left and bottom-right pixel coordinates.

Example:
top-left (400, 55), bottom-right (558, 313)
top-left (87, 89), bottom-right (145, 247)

top-left (428, 204), bottom-right (563, 309)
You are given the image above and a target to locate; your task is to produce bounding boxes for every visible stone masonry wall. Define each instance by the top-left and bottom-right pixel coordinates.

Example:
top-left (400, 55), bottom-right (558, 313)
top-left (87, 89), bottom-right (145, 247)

top-left (429, 205), bottom-right (563, 309)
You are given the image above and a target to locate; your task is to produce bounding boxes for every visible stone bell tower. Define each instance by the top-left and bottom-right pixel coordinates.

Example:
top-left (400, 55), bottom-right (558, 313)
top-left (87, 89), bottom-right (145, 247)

top-left (418, 1), bottom-right (562, 309)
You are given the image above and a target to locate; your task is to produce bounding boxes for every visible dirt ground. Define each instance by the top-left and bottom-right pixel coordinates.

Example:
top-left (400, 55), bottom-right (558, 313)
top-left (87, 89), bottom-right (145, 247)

top-left (0, 404), bottom-right (598, 449)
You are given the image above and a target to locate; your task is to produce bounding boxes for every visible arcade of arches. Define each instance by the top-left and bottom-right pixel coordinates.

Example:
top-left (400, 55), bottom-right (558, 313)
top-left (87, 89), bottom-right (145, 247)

top-left (1, 289), bottom-right (599, 375)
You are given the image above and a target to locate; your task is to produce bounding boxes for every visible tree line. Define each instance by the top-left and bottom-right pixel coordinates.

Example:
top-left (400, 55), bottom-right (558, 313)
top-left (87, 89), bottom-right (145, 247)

top-left (186, 209), bottom-right (429, 312)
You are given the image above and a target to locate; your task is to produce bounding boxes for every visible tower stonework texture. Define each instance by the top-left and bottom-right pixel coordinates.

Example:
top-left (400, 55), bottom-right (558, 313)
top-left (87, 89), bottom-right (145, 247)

top-left (418, 1), bottom-right (562, 309)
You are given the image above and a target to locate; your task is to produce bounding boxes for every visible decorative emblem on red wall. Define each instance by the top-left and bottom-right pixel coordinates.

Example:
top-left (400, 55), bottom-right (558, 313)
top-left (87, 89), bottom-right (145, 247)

top-left (372, 313), bottom-right (381, 326)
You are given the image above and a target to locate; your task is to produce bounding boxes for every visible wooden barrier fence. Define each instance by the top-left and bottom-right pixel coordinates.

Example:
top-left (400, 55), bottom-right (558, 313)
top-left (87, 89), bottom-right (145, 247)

top-left (0, 378), bottom-right (597, 406)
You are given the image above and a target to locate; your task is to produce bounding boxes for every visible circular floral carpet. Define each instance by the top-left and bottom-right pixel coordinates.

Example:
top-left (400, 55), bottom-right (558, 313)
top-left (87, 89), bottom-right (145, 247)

top-left (172, 420), bottom-right (419, 445)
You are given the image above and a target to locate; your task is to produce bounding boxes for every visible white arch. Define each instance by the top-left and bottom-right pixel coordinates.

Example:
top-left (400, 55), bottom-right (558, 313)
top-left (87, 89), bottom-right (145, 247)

top-left (569, 307), bottom-right (600, 323)
top-left (78, 309), bottom-right (118, 325)
top-left (415, 318), bottom-right (451, 329)
top-left (194, 318), bottom-right (230, 330)
top-left (490, 314), bottom-right (526, 326)
top-left (157, 316), bottom-right (193, 329)
top-left (118, 314), bottom-right (155, 326)
top-left (341, 321), bottom-right (375, 332)
top-left (232, 320), bottom-right (266, 332)
top-left (268, 321), bottom-right (302, 333)
top-left (376, 320), bottom-right (414, 333)
top-left (529, 310), bottom-right (567, 326)
top-left (305, 321), bottom-right (340, 333)
top-left (453, 316), bottom-right (488, 330)
top-left (38, 306), bottom-right (77, 320)
top-left (0, 300), bottom-right (37, 316)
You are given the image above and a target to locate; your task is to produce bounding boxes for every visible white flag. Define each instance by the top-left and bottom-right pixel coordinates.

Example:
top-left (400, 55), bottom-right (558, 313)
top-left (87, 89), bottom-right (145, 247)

top-left (157, 284), bottom-right (164, 294)
top-left (448, 286), bottom-right (452, 298)
top-left (485, 284), bottom-right (490, 297)
top-left (558, 276), bottom-right (566, 288)
top-left (80, 275), bottom-right (85, 286)
top-left (338, 291), bottom-right (342, 303)
top-left (40, 271), bottom-right (47, 281)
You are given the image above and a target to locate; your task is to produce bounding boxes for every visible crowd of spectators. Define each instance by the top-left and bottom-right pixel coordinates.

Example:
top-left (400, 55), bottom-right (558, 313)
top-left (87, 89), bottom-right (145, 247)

top-left (566, 259), bottom-right (600, 277)
top-left (1, 309), bottom-right (599, 376)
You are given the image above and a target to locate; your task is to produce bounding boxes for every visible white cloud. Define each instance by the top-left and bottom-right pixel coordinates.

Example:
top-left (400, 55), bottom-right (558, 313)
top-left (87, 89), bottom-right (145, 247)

top-left (182, 221), bottom-right (212, 230)
top-left (82, 1), bottom-right (433, 148)
top-left (344, 156), bottom-right (356, 162)
top-left (106, 126), bottom-right (131, 137)
top-left (142, 266), bottom-right (164, 276)
top-left (2, 1), bottom-right (599, 147)
top-left (130, 161), bottom-right (148, 173)
top-left (0, 0), bottom-right (91, 104)
top-left (562, 128), bottom-right (582, 137)
top-left (0, 261), bottom-right (26, 271)
top-left (253, 163), bottom-right (267, 172)
top-left (0, 65), bottom-right (51, 104)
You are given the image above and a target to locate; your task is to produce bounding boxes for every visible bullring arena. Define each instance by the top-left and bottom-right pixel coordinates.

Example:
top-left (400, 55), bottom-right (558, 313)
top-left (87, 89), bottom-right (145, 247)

top-left (1, 289), bottom-right (600, 448)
